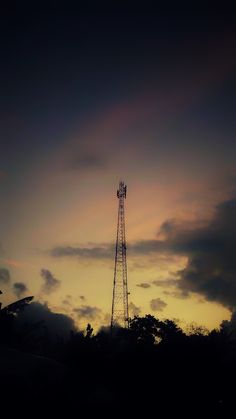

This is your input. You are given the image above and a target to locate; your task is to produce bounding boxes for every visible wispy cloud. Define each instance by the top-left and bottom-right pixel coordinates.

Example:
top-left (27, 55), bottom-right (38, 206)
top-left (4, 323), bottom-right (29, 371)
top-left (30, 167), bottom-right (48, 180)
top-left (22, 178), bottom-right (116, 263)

top-left (150, 298), bottom-right (167, 312)
top-left (50, 245), bottom-right (113, 259)
top-left (152, 279), bottom-right (179, 287)
top-left (40, 269), bottom-right (61, 295)
top-left (136, 282), bottom-right (151, 289)
top-left (12, 282), bottom-right (28, 298)
top-left (73, 305), bottom-right (102, 321)
top-left (0, 268), bottom-right (10, 284)
top-left (129, 302), bottom-right (141, 316)
top-left (64, 152), bottom-right (108, 172)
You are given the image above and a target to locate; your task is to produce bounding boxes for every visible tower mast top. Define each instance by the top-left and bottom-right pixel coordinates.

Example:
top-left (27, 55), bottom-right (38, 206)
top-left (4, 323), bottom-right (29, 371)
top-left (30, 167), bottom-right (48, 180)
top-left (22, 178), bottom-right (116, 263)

top-left (117, 181), bottom-right (127, 199)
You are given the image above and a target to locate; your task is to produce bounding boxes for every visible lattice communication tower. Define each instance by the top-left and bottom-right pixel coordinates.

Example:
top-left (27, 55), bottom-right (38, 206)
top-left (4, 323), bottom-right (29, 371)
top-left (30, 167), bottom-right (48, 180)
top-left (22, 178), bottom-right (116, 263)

top-left (111, 181), bottom-right (129, 329)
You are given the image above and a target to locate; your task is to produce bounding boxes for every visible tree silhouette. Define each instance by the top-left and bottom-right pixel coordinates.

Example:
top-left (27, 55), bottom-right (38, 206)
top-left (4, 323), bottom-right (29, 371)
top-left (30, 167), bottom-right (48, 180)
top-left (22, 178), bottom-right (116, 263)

top-left (129, 314), bottom-right (162, 345)
top-left (129, 315), bottom-right (185, 345)
top-left (0, 295), bottom-right (34, 345)
top-left (85, 323), bottom-right (94, 339)
top-left (0, 298), bottom-right (235, 415)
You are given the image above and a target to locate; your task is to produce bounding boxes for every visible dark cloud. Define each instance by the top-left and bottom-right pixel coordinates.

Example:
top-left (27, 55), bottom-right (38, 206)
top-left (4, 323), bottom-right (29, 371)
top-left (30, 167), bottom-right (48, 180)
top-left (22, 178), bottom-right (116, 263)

top-left (150, 298), bottom-right (167, 312)
top-left (129, 302), bottom-right (141, 316)
top-left (79, 295), bottom-right (85, 300)
top-left (174, 198), bottom-right (236, 310)
top-left (14, 302), bottom-right (76, 341)
top-left (147, 198), bottom-right (236, 309)
top-left (142, 198), bottom-right (236, 309)
top-left (13, 282), bottom-right (28, 298)
top-left (0, 268), bottom-right (10, 285)
top-left (73, 305), bottom-right (102, 320)
top-left (136, 282), bottom-right (151, 289)
top-left (40, 269), bottom-right (60, 295)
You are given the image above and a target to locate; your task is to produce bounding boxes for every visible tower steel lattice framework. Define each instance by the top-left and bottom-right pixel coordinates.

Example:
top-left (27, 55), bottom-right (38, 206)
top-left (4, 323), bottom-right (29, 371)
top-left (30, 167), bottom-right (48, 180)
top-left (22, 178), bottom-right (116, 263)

top-left (111, 181), bottom-right (129, 329)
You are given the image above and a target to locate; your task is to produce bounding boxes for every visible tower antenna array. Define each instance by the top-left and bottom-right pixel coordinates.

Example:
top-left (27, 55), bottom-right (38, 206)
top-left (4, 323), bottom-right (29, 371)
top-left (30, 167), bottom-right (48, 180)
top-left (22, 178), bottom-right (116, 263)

top-left (111, 181), bottom-right (129, 329)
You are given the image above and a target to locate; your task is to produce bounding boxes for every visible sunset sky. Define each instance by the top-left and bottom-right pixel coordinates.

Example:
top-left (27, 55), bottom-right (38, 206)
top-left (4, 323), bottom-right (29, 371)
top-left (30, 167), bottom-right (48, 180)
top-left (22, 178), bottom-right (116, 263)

top-left (0, 6), bottom-right (235, 331)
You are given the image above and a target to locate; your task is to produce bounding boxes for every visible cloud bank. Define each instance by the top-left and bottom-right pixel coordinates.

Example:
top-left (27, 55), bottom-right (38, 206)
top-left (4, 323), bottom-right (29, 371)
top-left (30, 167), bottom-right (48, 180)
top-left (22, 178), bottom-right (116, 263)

top-left (50, 197), bottom-right (236, 310)
top-left (176, 199), bottom-right (236, 310)
top-left (14, 302), bottom-right (76, 341)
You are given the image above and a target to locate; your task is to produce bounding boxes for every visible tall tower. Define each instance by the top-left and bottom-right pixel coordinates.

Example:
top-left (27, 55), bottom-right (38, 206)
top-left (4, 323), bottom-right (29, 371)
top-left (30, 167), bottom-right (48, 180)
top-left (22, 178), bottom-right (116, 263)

top-left (111, 181), bottom-right (129, 329)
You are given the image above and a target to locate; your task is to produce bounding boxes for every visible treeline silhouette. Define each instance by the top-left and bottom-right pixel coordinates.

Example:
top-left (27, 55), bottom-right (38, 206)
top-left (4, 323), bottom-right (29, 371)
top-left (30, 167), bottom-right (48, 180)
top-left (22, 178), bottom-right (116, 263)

top-left (0, 298), bottom-right (235, 417)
